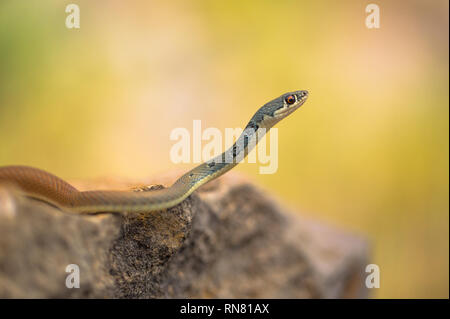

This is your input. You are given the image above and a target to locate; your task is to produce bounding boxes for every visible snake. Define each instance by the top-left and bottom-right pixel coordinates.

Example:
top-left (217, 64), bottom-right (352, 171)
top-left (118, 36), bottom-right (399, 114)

top-left (0, 90), bottom-right (308, 214)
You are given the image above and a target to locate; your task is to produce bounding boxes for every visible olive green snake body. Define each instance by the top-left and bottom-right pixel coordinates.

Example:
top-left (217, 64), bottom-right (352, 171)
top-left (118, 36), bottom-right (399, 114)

top-left (0, 90), bottom-right (308, 213)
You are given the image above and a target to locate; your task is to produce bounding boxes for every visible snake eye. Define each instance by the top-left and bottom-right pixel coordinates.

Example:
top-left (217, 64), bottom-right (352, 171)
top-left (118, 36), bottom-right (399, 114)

top-left (285, 95), bottom-right (296, 105)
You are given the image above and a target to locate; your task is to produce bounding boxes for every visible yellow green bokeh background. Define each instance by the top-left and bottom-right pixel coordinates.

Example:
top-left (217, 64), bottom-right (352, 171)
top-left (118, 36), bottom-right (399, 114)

top-left (0, 1), bottom-right (448, 298)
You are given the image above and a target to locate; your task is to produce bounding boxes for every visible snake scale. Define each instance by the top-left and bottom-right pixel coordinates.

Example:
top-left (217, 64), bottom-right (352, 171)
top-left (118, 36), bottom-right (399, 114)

top-left (0, 90), bottom-right (308, 213)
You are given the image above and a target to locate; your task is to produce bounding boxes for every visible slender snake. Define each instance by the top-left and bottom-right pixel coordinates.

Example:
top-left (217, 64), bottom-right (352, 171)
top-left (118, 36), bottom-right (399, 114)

top-left (0, 90), bottom-right (308, 213)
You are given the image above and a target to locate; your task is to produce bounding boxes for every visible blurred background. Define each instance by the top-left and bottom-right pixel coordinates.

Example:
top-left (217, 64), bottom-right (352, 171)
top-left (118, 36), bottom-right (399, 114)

top-left (0, 0), bottom-right (448, 298)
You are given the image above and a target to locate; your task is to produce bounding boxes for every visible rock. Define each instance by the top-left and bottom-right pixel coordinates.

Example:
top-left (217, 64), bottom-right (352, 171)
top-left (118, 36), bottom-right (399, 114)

top-left (0, 174), bottom-right (369, 298)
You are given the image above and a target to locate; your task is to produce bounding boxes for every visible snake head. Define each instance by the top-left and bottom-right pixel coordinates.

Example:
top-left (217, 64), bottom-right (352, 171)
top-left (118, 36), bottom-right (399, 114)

top-left (255, 90), bottom-right (308, 128)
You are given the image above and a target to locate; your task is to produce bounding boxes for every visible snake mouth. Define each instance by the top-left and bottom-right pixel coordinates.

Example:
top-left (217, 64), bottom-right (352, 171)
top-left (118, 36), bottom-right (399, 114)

top-left (296, 90), bottom-right (309, 106)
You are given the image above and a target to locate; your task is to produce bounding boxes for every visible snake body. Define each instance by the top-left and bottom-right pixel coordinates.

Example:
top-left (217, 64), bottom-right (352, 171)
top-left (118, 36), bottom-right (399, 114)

top-left (0, 90), bottom-right (308, 213)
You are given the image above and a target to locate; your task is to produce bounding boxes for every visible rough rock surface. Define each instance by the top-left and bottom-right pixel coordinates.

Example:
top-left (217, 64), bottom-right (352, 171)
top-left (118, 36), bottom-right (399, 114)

top-left (0, 173), bottom-right (369, 298)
